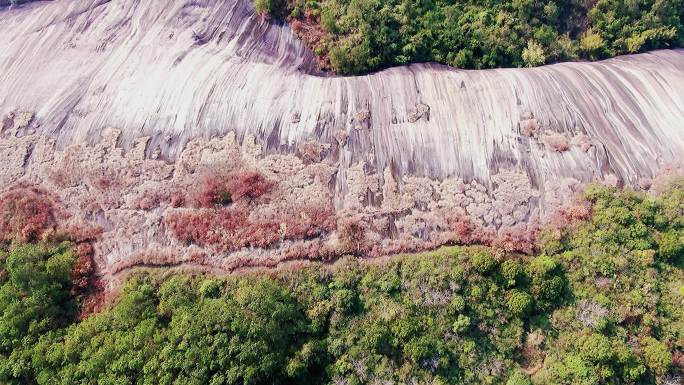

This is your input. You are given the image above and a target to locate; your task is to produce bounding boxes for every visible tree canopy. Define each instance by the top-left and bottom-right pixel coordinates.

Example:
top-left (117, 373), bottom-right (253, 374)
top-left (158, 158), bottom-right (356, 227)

top-left (256, 0), bottom-right (684, 74)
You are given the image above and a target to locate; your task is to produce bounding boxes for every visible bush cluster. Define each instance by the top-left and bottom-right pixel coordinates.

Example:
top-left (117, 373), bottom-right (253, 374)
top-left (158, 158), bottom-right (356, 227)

top-left (166, 204), bottom-right (336, 252)
top-left (192, 169), bottom-right (274, 208)
top-left (256, 0), bottom-right (684, 74)
top-left (0, 187), bottom-right (56, 244)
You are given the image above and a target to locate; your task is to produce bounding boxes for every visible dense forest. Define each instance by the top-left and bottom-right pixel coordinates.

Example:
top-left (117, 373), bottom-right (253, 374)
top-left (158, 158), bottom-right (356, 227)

top-left (0, 181), bottom-right (682, 384)
top-left (254, 0), bottom-right (684, 74)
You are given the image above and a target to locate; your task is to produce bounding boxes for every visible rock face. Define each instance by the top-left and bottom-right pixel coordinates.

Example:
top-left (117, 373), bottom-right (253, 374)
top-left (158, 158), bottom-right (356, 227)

top-left (1, 0), bottom-right (683, 278)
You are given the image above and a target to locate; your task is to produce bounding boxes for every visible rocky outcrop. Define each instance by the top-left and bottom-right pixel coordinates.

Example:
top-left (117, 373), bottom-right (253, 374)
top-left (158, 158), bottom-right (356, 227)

top-left (1, 0), bottom-right (683, 282)
top-left (1, 0), bottom-right (683, 185)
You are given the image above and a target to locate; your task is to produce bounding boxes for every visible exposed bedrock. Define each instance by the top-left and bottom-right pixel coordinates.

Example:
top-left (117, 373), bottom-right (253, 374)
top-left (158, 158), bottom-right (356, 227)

top-left (1, 0), bottom-right (684, 279)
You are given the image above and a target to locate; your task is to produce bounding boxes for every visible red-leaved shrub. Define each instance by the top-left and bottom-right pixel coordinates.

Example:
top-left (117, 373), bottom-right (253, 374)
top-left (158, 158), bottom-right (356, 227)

top-left (290, 19), bottom-right (304, 34)
top-left (446, 216), bottom-right (495, 246)
top-left (337, 217), bottom-right (368, 255)
top-left (673, 351), bottom-right (684, 370)
top-left (281, 205), bottom-right (336, 239)
top-left (231, 170), bottom-right (274, 201)
top-left (195, 177), bottom-right (232, 208)
top-left (61, 222), bottom-right (103, 243)
top-left (71, 243), bottom-right (95, 292)
top-left (169, 190), bottom-right (186, 208)
top-left (0, 187), bottom-right (56, 243)
top-left (134, 189), bottom-right (167, 210)
top-left (166, 204), bottom-right (335, 253)
top-left (60, 221), bottom-right (102, 303)
top-left (562, 202), bottom-right (592, 221)
top-left (191, 170), bottom-right (274, 208)
top-left (167, 207), bottom-right (279, 251)
top-left (79, 279), bottom-right (106, 319)
top-left (492, 225), bottom-right (538, 254)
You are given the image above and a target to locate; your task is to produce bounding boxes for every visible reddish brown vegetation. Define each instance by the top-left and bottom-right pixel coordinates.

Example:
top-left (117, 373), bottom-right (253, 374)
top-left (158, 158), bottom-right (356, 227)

top-left (545, 200), bottom-right (594, 233)
top-left (195, 177), bottom-right (232, 208)
top-left (72, 243), bottom-right (95, 292)
top-left (543, 132), bottom-right (571, 152)
top-left (0, 186), bottom-right (56, 243)
top-left (62, 221), bottom-right (103, 318)
top-left (166, 204), bottom-right (336, 253)
top-left (560, 201), bottom-right (592, 221)
top-left (337, 217), bottom-right (368, 255)
top-left (61, 222), bottom-right (104, 244)
top-left (169, 190), bottom-right (186, 208)
top-left (446, 215), bottom-right (538, 254)
top-left (134, 189), bottom-right (167, 210)
top-left (192, 170), bottom-right (274, 208)
top-left (288, 10), bottom-right (330, 68)
top-left (282, 205), bottom-right (337, 239)
top-left (281, 240), bottom-right (337, 262)
top-left (79, 281), bottom-right (106, 319)
top-left (492, 225), bottom-right (538, 255)
top-left (673, 351), bottom-right (684, 370)
top-left (232, 170), bottom-right (274, 201)
top-left (88, 167), bottom-right (120, 191)
top-left (447, 216), bottom-right (495, 246)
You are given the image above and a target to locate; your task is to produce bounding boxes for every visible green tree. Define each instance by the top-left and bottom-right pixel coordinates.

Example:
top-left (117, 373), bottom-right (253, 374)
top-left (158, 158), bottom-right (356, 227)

top-left (0, 243), bottom-right (75, 384)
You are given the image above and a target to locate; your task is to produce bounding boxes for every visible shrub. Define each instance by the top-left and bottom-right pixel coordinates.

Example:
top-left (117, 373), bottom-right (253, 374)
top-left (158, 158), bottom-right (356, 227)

top-left (134, 189), bottom-right (166, 210)
top-left (194, 176), bottom-right (233, 208)
top-left (471, 250), bottom-right (497, 274)
top-left (452, 314), bottom-right (471, 333)
top-left (0, 187), bottom-right (56, 243)
top-left (448, 216), bottom-right (495, 246)
top-left (542, 132), bottom-right (570, 152)
top-left (577, 333), bottom-right (613, 363)
top-left (562, 202), bottom-right (592, 221)
top-left (231, 170), bottom-right (274, 201)
top-left (280, 205), bottom-right (336, 239)
top-left (493, 225), bottom-right (537, 254)
top-left (642, 337), bottom-right (672, 377)
top-left (506, 370), bottom-right (532, 385)
top-left (506, 289), bottom-right (533, 316)
top-left (254, 0), bottom-right (287, 17)
top-left (166, 204), bottom-right (335, 253)
top-left (529, 255), bottom-right (564, 303)
top-left (500, 260), bottom-right (524, 287)
top-left (657, 230), bottom-right (683, 262)
top-left (192, 170), bottom-right (273, 208)
top-left (71, 243), bottom-right (94, 292)
top-left (60, 222), bottom-right (103, 244)
top-left (522, 41), bottom-right (546, 67)
top-left (336, 217), bottom-right (367, 255)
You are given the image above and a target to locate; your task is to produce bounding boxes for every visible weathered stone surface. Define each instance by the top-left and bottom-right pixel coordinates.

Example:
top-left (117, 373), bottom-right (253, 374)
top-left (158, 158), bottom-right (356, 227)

top-left (0, 130), bottom-right (565, 286)
top-left (1, 0), bottom-right (684, 284)
top-left (1, 0), bottom-right (683, 188)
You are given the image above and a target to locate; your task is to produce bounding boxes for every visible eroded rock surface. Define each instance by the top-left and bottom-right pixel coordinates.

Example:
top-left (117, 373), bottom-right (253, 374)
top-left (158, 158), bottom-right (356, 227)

top-left (0, 129), bottom-right (571, 287)
top-left (1, 0), bottom-right (684, 285)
